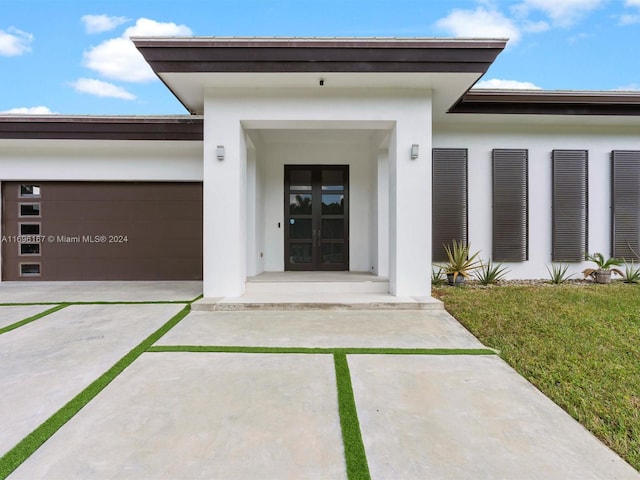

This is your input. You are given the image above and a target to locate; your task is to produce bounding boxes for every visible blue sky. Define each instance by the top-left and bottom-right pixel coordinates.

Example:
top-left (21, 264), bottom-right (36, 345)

top-left (1, 0), bottom-right (639, 115)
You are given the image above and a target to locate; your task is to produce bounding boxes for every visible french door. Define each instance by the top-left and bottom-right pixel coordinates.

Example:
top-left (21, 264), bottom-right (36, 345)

top-left (284, 165), bottom-right (349, 271)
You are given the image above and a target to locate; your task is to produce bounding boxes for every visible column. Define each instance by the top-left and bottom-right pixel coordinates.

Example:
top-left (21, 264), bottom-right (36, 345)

top-left (388, 93), bottom-right (433, 297)
top-left (202, 112), bottom-right (247, 297)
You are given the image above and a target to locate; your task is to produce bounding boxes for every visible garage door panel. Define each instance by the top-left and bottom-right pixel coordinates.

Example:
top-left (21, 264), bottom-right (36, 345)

top-left (35, 258), bottom-right (202, 281)
top-left (37, 219), bottom-right (202, 239)
top-left (2, 182), bottom-right (203, 281)
top-left (41, 201), bottom-right (202, 223)
top-left (40, 241), bottom-right (202, 258)
top-left (38, 182), bottom-right (203, 202)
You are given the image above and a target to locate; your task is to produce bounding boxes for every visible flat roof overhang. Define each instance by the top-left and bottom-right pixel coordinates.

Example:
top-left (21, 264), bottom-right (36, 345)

top-left (132, 37), bottom-right (508, 115)
top-left (451, 89), bottom-right (640, 116)
top-left (0, 115), bottom-right (203, 140)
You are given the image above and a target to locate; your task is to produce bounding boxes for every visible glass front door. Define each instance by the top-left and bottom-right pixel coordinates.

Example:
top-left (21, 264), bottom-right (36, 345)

top-left (284, 165), bottom-right (349, 271)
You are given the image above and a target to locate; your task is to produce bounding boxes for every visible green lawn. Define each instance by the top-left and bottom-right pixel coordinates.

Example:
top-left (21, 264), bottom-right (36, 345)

top-left (432, 283), bottom-right (640, 472)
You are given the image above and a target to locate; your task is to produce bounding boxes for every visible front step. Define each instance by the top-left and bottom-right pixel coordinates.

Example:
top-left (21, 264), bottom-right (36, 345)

top-left (244, 280), bottom-right (390, 295)
top-left (194, 272), bottom-right (444, 311)
top-left (191, 295), bottom-right (444, 311)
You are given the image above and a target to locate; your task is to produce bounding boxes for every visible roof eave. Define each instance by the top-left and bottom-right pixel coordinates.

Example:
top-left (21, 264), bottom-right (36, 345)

top-left (450, 89), bottom-right (640, 116)
top-left (0, 115), bottom-right (204, 140)
top-left (132, 36), bottom-right (507, 75)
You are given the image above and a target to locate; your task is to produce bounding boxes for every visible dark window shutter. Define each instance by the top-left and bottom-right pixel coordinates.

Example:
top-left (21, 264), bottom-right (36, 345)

top-left (611, 150), bottom-right (640, 260)
top-left (552, 150), bottom-right (588, 261)
top-left (432, 149), bottom-right (468, 262)
top-left (493, 149), bottom-right (528, 261)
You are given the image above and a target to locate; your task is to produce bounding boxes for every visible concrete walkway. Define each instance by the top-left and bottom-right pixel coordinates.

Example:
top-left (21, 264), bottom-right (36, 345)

top-left (0, 281), bottom-right (202, 303)
top-left (0, 304), bottom-right (185, 456)
top-left (156, 309), bottom-right (485, 349)
top-left (0, 282), bottom-right (638, 479)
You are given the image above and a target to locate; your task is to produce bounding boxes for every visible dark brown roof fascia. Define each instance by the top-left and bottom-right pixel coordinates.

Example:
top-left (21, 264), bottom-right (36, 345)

top-left (451, 90), bottom-right (640, 116)
top-left (134, 38), bottom-right (507, 49)
top-left (0, 116), bottom-right (203, 140)
top-left (133, 38), bottom-right (507, 74)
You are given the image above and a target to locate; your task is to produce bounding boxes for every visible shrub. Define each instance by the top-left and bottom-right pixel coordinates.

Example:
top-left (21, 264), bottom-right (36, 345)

top-left (583, 252), bottom-right (623, 281)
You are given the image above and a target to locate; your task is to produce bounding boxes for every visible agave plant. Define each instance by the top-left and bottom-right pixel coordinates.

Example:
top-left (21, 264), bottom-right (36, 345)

top-left (582, 252), bottom-right (623, 284)
top-left (547, 263), bottom-right (572, 285)
top-left (475, 260), bottom-right (509, 285)
top-left (623, 262), bottom-right (640, 284)
top-left (431, 266), bottom-right (447, 287)
top-left (441, 240), bottom-right (482, 286)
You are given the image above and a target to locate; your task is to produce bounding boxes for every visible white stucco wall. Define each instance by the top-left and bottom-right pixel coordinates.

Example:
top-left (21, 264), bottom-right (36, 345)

top-left (388, 100), bottom-right (433, 296)
top-left (434, 119), bottom-right (640, 279)
top-left (369, 146), bottom-right (386, 276)
top-left (0, 139), bottom-right (203, 180)
top-left (245, 140), bottom-right (260, 277)
top-left (203, 86), bottom-right (433, 297)
top-left (8, 103), bottom-right (636, 287)
top-left (203, 113), bottom-right (248, 296)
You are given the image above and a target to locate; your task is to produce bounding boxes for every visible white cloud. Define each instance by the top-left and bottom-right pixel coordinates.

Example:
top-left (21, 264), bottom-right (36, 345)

top-left (83, 18), bottom-right (192, 82)
top-left (0, 27), bottom-right (33, 56)
top-left (514, 0), bottom-right (603, 27)
top-left (619, 1), bottom-right (640, 24)
top-left (568, 32), bottom-right (589, 44)
top-left (81, 14), bottom-right (128, 34)
top-left (70, 78), bottom-right (136, 100)
top-left (613, 83), bottom-right (640, 91)
top-left (619, 14), bottom-right (640, 24)
top-left (2, 106), bottom-right (55, 114)
top-left (84, 37), bottom-right (153, 82)
top-left (436, 7), bottom-right (521, 44)
top-left (125, 17), bottom-right (192, 37)
top-left (522, 20), bottom-right (550, 33)
top-left (473, 78), bottom-right (542, 89)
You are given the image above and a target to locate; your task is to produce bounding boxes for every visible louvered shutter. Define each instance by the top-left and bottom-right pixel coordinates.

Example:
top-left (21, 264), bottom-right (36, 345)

top-left (432, 149), bottom-right (468, 262)
top-left (493, 149), bottom-right (528, 261)
top-left (611, 150), bottom-right (640, 260)
top-left (552, 150), bottom-right (588, 261)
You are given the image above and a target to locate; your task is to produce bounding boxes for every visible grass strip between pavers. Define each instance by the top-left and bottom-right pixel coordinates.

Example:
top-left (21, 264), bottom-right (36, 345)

top-left (0, 304), bottom-right (69, 336)
top-left (147, 345), bottom-right (497, 355)
top-left (334, 353), bottom-right (371, 480)
top-left (0, 305), bottom-right (191, 480)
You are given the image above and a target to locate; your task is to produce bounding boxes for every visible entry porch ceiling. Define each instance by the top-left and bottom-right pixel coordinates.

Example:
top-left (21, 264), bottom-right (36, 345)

top-left (245, 128), bottom-right (391, 151)
top-left (133, 37), bottom-right (507, 116)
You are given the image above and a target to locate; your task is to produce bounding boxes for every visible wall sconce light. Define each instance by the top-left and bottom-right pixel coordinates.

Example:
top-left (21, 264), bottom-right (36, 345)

top-left (216, 145), bottom-right (225, 161)
top-left (411, 144), bottom-right (419, 160)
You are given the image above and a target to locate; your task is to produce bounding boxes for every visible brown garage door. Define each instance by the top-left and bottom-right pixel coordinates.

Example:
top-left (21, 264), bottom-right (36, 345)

top-left (2, 182), bottom-right (203, 281)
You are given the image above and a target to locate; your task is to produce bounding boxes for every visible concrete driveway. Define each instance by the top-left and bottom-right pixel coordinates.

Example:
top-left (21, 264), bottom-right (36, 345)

top-left (0, 282), bottom-right (637, 479)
